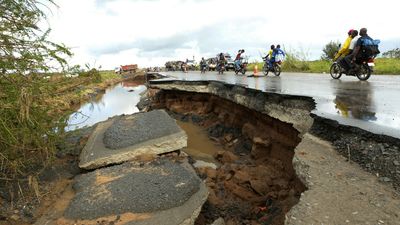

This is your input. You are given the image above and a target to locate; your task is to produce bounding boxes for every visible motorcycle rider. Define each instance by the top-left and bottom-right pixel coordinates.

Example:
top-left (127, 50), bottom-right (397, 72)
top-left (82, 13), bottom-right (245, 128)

top-left (334, 29), bottom-right (354, 61)
top-left (217, 53), bottom-right (226, 71)
top-left (267, 45), bottom-right (275, 69)
top-left (234, 49), bottom-right (245, 70)
top-left (200, 57), bottom-right (207, 72)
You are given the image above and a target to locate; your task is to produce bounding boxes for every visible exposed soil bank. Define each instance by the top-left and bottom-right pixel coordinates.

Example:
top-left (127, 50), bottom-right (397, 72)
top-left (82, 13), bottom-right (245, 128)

top-left (147, 79), bottom-right (400, 225)
top-left (149, 90), bottom-right (308, 224)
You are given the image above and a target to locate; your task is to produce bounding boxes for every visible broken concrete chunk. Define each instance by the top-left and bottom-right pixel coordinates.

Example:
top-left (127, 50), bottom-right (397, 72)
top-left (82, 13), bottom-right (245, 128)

top-left (79, 110), bottom-right (187, 170)
top-left (62, 159), bottom-right (208, 225)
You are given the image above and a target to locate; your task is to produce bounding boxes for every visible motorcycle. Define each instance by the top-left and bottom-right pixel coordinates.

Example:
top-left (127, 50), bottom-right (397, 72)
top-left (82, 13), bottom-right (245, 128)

top-left (330, 57), bottom-right (375, 81)
top-left (234, 58), bottom-right (248, 75)
top-left (262, 56), bottom-right (281, 76)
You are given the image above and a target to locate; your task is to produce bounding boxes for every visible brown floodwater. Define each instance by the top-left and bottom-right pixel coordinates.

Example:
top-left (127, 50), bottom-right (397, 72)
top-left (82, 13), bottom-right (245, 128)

top-left (176, 121), bottom-right (224, 163)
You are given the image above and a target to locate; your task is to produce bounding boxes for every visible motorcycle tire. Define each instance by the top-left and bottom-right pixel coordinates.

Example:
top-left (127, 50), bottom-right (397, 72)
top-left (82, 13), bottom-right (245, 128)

top-left (235, 70), bottom-right (239, 75)
top-left (241, 68), bottom-right (246, 75)
top-left (263, 64), bottom-right (269, 76)
top-left (330, 62), bottom-right (342, 79)
top-left (356, 64), bottom-right (372, 81)
top-left (273, 65), bottom-right (281, 76)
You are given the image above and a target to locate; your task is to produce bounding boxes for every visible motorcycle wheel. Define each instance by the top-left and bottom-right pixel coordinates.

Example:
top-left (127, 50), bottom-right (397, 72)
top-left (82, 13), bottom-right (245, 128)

top-left (356, 64), bottom-right (372, 81)
top-left (235, 69), bottom-right (239, 75)
top-left (263, 64), bottom-right (269, 76)
top-left (241, 68), bottom-right (246, 75)
top-left (273, 65), bottom-right (281, 76)
top-left (330, 62), bottom-right (342, 79)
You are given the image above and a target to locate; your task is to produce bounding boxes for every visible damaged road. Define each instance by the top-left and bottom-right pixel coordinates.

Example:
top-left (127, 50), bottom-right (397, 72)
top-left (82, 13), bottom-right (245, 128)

top-left (146, 76), bottom-right (400, 225)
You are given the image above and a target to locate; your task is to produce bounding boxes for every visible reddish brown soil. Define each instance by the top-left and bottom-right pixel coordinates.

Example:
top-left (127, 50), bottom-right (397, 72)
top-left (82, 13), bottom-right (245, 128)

top-left (150, 90), bottom-right (306, 225)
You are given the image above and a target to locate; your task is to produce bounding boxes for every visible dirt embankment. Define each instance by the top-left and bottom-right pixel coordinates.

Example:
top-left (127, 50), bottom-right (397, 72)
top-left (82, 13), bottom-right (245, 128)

top-left (150, 90), bottom-right (307, 224)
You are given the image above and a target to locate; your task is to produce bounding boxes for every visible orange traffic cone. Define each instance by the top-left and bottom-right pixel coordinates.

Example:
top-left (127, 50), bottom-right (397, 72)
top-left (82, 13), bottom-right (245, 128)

top-left (253, 64), bottom-right (258, 76)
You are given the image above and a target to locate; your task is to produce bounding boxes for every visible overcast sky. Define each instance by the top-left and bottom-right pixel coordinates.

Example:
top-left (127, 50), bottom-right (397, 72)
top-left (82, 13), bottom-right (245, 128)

top-left (46, 0), bottom-right (400, 69)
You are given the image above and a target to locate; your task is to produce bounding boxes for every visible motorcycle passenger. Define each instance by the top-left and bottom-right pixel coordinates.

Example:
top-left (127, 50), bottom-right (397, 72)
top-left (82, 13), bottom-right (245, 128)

top-left (272, 44), bottom-right (285, 63)
top-left (338, 30), bottom-right (358, 70)
top-left (342, 28), bottom-right (378, 72)
top-left (334, 29), bottom-right (354, 61)
top-left (268, 45), bottom-right (275, 69)
top-left (234, 49), bottom-right (245, 70)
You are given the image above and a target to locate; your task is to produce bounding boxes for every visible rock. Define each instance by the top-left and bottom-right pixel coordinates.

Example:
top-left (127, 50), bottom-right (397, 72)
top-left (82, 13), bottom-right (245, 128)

top-left (206, 168), bottom-right (218, 180)
top-left (224, 180), bottom-right (258, 201)
top-left (242, 123), bottom-right (256, 139)
top-left (233, 170), bottom-right (250, 184)
top-left (79, 110), bottom-right (187, 170)
top-left (211, 217), bottom-right (225, 225)
top-left (250, 179), bottom-right (270, 196)
top-left (208, 188), bottom-right (223, 206)
top-left (60, 159), bottom-right (208, 225)
top-left (10, 214), bottom-right (20, 221)
top-left (393, 160), bottom-right (400, 166)
top-left (224, 134), bottom-right (233, 143)
top-left (251, 145), bottom-right (270, 159)
top-left (252, 137), bottom-right (271, 147)
top-left (218, 151), bottom-right (239, 163)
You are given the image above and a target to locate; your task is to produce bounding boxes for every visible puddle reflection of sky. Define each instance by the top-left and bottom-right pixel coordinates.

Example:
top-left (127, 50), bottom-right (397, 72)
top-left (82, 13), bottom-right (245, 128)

top-left (66, 83), bottom-right (146, 131)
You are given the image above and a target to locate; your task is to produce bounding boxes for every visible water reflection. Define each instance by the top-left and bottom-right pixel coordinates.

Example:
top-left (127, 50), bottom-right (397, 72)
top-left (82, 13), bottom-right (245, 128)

top-left (332, 81), bottom-right (377, 121)
top-left (66, 81), bottom-right (146, 131)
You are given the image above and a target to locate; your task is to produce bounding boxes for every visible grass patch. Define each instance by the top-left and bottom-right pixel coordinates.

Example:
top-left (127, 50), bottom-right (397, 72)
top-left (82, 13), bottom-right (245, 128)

top-left (100, 70), bottom-right (121, 81)
top-left (249, 58), bottom-right (400, 75)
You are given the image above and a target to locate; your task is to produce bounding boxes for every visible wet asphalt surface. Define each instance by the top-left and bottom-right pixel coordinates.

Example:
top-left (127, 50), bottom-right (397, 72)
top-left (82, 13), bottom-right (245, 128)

top-left (104, 109), bottom-right (183, 149)
top-left (155, 71), bottom-right (400, 139)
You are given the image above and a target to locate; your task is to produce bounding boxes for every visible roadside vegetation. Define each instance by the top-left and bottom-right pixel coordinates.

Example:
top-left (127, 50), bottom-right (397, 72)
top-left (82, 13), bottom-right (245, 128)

top-left (248, 47), bottom-right (400, 75)
top-left (0, 0), bottom-right (124, 203)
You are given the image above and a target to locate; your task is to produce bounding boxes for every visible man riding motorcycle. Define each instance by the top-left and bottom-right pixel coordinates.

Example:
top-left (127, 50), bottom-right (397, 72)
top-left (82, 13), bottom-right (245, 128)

top-left (234, 49), bottom-right (245, 70)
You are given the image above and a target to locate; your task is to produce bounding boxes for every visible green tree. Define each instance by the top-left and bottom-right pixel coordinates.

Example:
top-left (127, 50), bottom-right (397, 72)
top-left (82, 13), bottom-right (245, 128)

top-left (0, 0), bottom-right (71, 188)
top-left (321, 41), bottom-right (340, 60)
top-left (382, 48), bottom-right (400, 58)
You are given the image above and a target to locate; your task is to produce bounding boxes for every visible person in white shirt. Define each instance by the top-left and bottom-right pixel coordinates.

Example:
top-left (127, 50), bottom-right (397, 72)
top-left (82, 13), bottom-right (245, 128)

top-left (348, 30), bottom-right (359, 54)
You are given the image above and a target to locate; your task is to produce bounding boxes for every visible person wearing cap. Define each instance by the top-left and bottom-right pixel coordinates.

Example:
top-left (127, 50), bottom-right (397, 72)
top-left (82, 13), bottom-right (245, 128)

top-left (333, 29), bottom-right (355, 61)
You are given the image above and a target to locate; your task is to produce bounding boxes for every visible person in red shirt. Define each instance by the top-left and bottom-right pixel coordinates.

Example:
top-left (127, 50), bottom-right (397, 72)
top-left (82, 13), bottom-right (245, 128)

top-left (235, 49), bottom-right (245, 70)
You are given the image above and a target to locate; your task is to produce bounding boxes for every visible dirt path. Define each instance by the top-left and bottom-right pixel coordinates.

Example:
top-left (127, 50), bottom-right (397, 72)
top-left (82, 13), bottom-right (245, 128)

top-left (287, 133), bottom-right (400, 225)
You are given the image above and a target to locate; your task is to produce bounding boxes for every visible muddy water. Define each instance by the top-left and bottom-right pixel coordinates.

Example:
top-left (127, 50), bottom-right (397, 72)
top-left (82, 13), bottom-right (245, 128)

top-left (177, 121), bottom-right (224, 163)
top-left (66, 81), bottom-right (146, 131)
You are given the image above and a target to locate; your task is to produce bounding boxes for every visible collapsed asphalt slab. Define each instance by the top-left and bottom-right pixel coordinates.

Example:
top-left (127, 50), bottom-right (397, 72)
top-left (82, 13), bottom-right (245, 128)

top-left (79, 110), bottom-right (187, 170)
top-left (59, 159), bottom-right (208, 225)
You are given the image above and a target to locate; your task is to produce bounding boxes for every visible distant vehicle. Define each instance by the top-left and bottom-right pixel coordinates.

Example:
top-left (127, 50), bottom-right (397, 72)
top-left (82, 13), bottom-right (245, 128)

top-left (185, 59), bottom-right (197, 70)
top-left (207, 58), bottom-right (217, 71)
top-left (116, 64), bottom-right (138, 74)
top-left (234, 57), bottom-right (248, 75)
top-left (224, 53), bottom-right (235, 71)
top-left (262, 56), bottom-right (281, 76)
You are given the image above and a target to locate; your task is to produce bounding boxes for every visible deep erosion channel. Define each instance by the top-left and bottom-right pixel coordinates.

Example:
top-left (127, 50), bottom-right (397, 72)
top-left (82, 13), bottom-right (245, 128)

top-left (148, 87), bottom-right (311, 225)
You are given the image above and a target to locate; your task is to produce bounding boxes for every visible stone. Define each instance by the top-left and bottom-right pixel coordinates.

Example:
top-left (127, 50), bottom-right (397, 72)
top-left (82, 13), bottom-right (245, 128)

top-left (393, 160), bottom-right (400, 166)
top-left (205, 168), bottom-right (218, 180)
top-left (59, 159), bottom-right (208, 225)
top-left (219, 151), bottom-right (239, 163)
top-left (79, 110), bottom-right (187, 170)
top-left (224, 180), bottom-right (258, 201)
top-left (250, 179), bottom-right (270, 196)
top-left (233, 170), bottom-right (250, 184)
top-left (211, 217), bottom-right (225, 225)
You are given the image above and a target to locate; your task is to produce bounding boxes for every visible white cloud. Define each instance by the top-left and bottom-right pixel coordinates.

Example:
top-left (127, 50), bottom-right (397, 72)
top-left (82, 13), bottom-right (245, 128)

top-left (46, 0), bottom-right (400, 69)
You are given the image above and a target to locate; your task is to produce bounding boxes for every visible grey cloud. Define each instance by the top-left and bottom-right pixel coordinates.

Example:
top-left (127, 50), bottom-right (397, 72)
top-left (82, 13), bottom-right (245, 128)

top-left (90, 17), bottom-right (268, 57)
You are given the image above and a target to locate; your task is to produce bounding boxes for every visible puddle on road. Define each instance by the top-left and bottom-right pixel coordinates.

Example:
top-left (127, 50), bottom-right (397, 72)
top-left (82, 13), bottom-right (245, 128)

top-left (177, 121), bottom-right (224, 163)
top-left (66, 81), bottom-right (146, 131)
